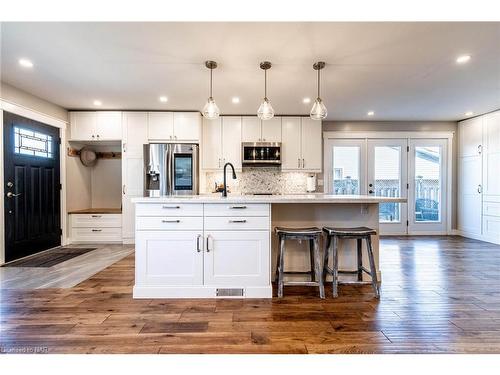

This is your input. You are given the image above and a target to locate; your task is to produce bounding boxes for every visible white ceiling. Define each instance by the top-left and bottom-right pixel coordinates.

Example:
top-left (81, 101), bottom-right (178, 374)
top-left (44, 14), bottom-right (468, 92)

top-left (1, 22), bottom-right (499, 121)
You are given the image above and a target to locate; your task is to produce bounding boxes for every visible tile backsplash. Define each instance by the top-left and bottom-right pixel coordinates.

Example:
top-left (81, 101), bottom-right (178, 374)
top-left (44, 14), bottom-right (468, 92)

top-left (204, 168), bottom-right (322, 194)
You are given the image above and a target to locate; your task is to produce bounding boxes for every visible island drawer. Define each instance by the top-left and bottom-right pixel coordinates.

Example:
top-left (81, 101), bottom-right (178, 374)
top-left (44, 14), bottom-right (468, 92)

top-left (136, 203), bottom-right (203, 217)
top-left (70, 214), bottom-right (122, 228)
top-left (204, 203), bottom-right (270, 217)
top-left (204, 216), bottom-right (270, 231)
top-left (136, 216), bottom-right (203, 230)
top-left (71, 227), bottom-right (122, 242)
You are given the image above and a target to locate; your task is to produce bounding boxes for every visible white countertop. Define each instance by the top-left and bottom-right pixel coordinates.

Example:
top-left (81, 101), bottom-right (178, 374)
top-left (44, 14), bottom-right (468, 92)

top-left (132, 194), bottom-right (407, 204)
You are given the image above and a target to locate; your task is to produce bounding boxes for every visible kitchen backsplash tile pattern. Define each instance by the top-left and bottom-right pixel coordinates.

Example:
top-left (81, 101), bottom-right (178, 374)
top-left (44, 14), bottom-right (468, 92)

top-left (204, 168), bottom-right (321, 194)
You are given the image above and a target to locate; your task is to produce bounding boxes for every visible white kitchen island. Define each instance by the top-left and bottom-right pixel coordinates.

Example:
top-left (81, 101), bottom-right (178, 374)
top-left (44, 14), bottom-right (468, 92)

top-left (132, 194), bottom-right (406, 299)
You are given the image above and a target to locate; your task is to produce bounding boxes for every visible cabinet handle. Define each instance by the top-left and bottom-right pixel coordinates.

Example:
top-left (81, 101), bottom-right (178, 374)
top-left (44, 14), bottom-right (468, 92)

top-left (206, 234), bottom-right (212, 252)
top-left (230, 205), bottom-right (247, 209)
top-left (91, 229), bottom-right (102, 232)
top-left (298, 158), bottom-right (300, 168)
top-left (92, 135), bottom-right (95, 139)
top-left (229, 219), bottom-right (247, 223)
top-left (196, 234), bottom-right (202, 253)
top-left (478, 184), bottom-right (482, 194)
top-left (262, 138), bottom-right (266, 141)
top-left (122, 143), bottom-right (127, 152)
top-left (122, 184), bottom-right (126, 195)
top-left (478, 145), bottom-right (482, 154)
top-left (218, 158), bottom-right (221, 168)
top-left (302, 159), bottom-right (305, 168)
top-left (97, 134), bottom-right (100, 139)
top-left (162, 219), bottom-right (180, 223)
top-left (162, 205), bottom-right (180, 209)
top-left (91, 215), bottom-right (102, 218)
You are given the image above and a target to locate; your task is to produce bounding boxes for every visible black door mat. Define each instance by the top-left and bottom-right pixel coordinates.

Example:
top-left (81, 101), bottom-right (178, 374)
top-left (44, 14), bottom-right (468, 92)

top-left (2, 247), bottom-right (97, 268)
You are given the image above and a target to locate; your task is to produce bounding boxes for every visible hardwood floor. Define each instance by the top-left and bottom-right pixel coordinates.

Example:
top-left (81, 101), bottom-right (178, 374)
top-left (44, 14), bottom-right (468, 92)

top-left (2, 236), bottom-right (500, 354)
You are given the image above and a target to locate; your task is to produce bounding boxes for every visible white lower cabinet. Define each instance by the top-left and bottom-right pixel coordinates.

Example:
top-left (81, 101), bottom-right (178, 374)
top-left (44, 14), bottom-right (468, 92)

top-left (133, 202), bottom-right (272, 298)
top-left (135, 230), bottom-right (203, 285)
top-left (70, 213), bottom-right (122, 243)
top-left (204, 231), bottom-right (269, 286)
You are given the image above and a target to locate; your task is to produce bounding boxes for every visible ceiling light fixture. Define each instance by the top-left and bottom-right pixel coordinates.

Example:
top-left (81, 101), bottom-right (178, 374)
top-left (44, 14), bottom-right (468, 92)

top-left (202, 60), bottom-right (220, 119)
top-left (18, 58), bottom-right (33, 68)
top-left (232, 97), bottom-right (240, 104)
top-left (303, 98), bottom-right (311, 104)
top-left (257, 61), bottom-right (274, 120)
top-left (456, 55), bottom-right (471, 64)
top-left (310, 62), bottom-right (327, 120)
top-left (367, 111), bottom-right (375, 116)
top-left (93, 100), bottom-right (102, 106)
top-left (159, 96), bottom-right (168, 103)
top-left (465, 111), bottom-right (474, 117)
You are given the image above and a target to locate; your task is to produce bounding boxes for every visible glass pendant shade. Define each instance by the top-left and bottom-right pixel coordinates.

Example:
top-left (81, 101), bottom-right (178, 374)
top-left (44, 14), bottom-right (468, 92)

top-left (202, 60), bottom-right (219, 119)
top-left (310, 61), bottom-right (327, 120)
top-left (257, 97), bottom-right (274, 120)
top-left (202, 97), bottom-right (220, 119)
top-left (310, 97), bottom-right (327, 120)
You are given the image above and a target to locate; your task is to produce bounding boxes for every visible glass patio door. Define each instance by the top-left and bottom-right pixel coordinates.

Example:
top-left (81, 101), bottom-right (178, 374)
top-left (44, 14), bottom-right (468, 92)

top-left (367, 139), bottom-right (408, 235)
top-left (408, 139), bottom-right (448, 234)
top-left (325, 139), bottom-right (366, 195)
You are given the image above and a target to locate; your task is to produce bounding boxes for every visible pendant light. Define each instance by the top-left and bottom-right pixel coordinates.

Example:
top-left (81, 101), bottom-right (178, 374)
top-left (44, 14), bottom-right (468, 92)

top-left (310, 61), bottom-right (327, 120)
top-left (257, 61), bottom-right (274, 120)
top-left (202, 60), bottom-right (220, 119)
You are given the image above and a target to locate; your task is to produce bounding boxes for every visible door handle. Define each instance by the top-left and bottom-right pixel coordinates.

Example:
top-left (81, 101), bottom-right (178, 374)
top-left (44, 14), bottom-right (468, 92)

top-left (196, 234), bottom-right (202, 252)
top-left (206, 234), bottom-right (213, 252)
top-left (369, 190), bottom-right (374, 194)
top-left (6, 192), bottom-right (21, 198)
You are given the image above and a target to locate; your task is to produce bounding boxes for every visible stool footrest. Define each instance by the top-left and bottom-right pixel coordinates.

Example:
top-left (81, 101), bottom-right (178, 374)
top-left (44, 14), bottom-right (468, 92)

top-left (283, 271), bottom-right (314, 275)
top-left (283, 281), bottom-right (322, 287)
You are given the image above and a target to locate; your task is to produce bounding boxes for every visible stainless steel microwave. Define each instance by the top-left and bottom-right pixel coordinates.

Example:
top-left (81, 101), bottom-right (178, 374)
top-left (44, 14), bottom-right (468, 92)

top-left (241, 142), bottom-right (281, 166)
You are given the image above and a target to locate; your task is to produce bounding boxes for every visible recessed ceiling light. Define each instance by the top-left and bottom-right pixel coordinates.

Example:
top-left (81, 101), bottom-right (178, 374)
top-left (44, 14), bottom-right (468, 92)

top-left (18, 58), bottom-right (33, 68)
top-left (232, 97), bottom-right (240, 104)
top-left (465, 111), bottom-right (474, 117)
top-left (159, 96), bottom-right (168, 103)
top-left (456, 55), bottom-right (471, 64)
top-left (367, 111), bottom-right (375, 116)
top-left (93, 100), bottom-right (102, 106)
top-left (303, 97), bottom-right (311, 104)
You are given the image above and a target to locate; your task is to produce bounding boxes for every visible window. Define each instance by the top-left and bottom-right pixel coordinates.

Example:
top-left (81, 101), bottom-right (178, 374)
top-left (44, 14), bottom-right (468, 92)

top-left (332, 146), bottom-right (360, 195)
top-left (333, 168), bottom-right (343, 179)
top-left (14, 126), bottom-right (54, 158)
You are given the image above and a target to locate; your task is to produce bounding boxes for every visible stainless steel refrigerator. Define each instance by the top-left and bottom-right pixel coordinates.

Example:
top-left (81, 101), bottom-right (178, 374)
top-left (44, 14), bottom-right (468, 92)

top-left (143, 143), bottom-right (199, 196)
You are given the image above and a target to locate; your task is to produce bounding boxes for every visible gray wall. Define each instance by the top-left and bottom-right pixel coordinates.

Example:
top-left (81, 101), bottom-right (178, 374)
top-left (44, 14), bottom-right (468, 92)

top-left (322, 121), bottom-right (458, 229)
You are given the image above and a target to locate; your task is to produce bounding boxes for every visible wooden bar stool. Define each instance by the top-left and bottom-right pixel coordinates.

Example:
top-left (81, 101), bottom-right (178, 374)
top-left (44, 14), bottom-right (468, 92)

top-left (322, 227), bottom-right (380, 299)
top-left (275, 227), bottom-right (325, 299)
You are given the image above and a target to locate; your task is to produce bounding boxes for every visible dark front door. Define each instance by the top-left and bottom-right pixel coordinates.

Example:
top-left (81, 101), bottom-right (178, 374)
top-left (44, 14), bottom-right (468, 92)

top-left (3, 111), bottom-right (61, 262)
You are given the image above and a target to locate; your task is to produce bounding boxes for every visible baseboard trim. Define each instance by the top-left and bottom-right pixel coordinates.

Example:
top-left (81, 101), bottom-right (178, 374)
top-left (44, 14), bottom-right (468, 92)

top-left (457, 230), bottom-right (500, 245)
top-left (133, 285), bottom-right (273, 299)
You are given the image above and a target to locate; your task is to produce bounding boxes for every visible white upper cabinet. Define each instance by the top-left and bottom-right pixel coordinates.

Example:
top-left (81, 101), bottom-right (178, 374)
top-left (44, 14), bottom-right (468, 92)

top-left (281, 117), bottom-right (302, 170)
top-left (173, 112), bottom-right (201, 141)
top-left (222, 116), bottom-right (242, 169)
top-left (261, 117), bottom-right (282, 142)
top-left (242, 116), bottom-right (282, 143)
top-left (281, 117), bottom-right (322, 172)
top-left (459, 116), bottom-right (483, 157)
top-left (202, 117), bottom-right (223, 170)
top-left (242, 116), bottom-right (262, 142)
top-left (148, 112), bottom-right (174, 140)
top-left (70, 111), bottom-right (122, 141)
top-left (301, 118), bottom-right (322, 171)
top-left (483, 111), bottom-right (500, 196)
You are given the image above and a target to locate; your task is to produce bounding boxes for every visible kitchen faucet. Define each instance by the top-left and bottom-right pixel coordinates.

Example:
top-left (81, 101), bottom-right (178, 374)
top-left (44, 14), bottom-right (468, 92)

top-left (222, 162), bottom-right (237, 197)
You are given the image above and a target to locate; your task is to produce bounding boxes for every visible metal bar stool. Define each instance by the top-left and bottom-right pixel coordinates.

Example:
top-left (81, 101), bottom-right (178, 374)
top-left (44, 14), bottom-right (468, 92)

top-left (275, 227), bottom-right (325, 299)
top-left (322, 227), bottom-right (380, 299)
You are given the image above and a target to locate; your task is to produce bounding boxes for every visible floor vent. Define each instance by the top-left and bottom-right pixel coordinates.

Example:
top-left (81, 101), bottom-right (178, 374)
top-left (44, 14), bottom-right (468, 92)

top-left (216, 288), bottom-right (244, 297)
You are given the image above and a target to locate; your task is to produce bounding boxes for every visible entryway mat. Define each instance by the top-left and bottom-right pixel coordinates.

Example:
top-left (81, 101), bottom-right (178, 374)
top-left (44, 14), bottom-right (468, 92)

top-left (2, 247), bottom-right (97, 268)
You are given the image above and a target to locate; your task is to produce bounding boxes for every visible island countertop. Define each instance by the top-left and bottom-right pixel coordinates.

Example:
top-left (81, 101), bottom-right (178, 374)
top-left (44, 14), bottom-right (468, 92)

top-left (132, 194), bottom-right (407, 204)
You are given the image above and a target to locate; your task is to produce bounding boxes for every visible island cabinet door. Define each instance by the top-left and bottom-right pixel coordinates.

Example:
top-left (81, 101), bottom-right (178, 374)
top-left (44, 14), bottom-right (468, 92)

top-left (135, 231), bottom-right (203, 286)
top-left (203, 231), bottom-right (270, 286)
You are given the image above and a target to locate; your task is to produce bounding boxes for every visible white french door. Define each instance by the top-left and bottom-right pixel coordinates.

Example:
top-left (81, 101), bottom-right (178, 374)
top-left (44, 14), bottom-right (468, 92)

top-left (325, 139), bottom-right (367, 195)
top-left (367, 139), bottom-right (408, 235)
top-left (408, 138), bottom-right (448, 234)
top-left (325, 135), bottom-right (450, 235)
